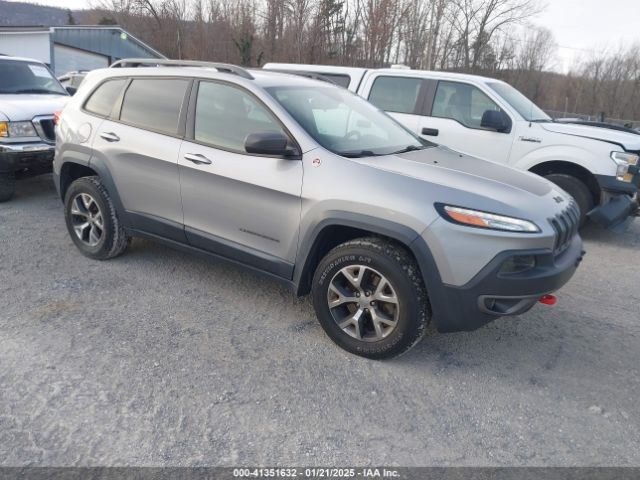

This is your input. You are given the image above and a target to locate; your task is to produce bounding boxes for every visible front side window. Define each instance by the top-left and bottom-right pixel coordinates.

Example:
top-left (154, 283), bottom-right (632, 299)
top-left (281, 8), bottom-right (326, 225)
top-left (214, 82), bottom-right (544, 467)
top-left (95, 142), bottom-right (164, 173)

top-left (0, 60), bottom-right (67, 95)
top-left (368, 76), bottom-right (423, 114)
top-left (194, 81), bottom-right (286, 152)
top-left (267, 85), bottom-right (429, 157)
top-left (487, 82), bottom-right (550, 122)
top-left (432, 81), bottom-right (504, 129)
top-left (84, 79), bottom-right (127, 117)
top-left (119, 78), bottom-right (189, 135)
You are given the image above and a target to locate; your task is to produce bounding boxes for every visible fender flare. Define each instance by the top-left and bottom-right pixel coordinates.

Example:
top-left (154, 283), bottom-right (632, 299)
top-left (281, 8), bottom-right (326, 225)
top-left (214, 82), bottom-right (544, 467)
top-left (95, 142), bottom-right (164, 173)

top-left (59, 157), bottom-right (132, 229)
top-left (293, 211), bottom-right (451, 330)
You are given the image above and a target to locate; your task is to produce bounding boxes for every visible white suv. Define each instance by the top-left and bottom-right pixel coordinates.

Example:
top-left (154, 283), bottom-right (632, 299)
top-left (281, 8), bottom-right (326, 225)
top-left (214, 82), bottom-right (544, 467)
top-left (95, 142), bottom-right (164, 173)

top-left (0, 56), bottom-right (70, 201)
top-left (264, 63), bottom-right (640, 229)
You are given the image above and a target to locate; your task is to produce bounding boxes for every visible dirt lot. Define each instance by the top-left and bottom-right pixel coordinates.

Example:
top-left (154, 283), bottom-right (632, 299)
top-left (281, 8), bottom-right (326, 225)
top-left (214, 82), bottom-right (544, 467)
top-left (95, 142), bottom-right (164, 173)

top-left (1, 174), bottom-right (639, 466)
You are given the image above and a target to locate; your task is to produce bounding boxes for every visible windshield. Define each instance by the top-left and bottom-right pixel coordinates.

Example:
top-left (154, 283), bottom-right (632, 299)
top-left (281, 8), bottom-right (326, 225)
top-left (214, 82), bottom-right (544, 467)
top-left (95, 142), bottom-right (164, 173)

top-left (0, 60), bottom-right (67, 95)
top-left (266, 85), bottom-right (430, 157)
top-left (487, 82), bottom-right (550, 122)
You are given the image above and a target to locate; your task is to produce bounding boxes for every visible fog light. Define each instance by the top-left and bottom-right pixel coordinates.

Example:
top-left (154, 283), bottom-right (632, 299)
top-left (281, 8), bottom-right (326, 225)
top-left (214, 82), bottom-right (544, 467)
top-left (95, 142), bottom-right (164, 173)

top-left (500, 255), bottom-right (536, 274)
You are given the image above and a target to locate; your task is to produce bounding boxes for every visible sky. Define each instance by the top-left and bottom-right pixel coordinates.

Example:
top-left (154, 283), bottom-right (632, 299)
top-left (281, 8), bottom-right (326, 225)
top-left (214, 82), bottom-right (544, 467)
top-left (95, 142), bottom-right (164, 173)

top-left (535, 0), bottom-right (640, 71)
top-left (6, 0), bottom-right (640, 72)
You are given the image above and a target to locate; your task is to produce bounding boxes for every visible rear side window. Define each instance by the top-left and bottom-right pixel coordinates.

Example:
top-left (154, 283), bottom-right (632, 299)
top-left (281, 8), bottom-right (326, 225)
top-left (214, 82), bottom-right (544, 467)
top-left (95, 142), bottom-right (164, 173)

top-left (84, 79), bottom-right (126, 117)
top-left (368, 76), bottom-right (423, 114)
top-left (120, 78), bottom-right (189, 135)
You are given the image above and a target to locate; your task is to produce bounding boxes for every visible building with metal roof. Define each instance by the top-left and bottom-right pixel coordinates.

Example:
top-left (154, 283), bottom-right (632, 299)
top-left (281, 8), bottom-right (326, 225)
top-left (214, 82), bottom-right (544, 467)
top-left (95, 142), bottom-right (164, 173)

top-left (0, 25), bottom-right (165, 75)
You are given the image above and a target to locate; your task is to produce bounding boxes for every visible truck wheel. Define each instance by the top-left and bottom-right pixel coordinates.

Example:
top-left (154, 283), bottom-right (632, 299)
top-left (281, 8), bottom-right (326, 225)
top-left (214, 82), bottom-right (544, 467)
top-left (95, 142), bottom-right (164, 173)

top-left (311, 237), bottom-right (431, 359)
top-left (545, 173), bottom-right (594, 226)
top-left (0, 171), bottom-right (16, 202)
top-left (64, 176), bottom-right (129, 260)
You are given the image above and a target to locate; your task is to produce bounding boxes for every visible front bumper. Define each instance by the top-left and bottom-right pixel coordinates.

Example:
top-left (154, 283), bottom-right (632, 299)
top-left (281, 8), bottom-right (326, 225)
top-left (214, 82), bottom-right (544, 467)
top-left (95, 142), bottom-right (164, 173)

top-left (0, 142), bottom-right (55, 173)
top-left (589, 172), bottom-right (640, 230)
top-left (427, 234), bottom-right (584, 333)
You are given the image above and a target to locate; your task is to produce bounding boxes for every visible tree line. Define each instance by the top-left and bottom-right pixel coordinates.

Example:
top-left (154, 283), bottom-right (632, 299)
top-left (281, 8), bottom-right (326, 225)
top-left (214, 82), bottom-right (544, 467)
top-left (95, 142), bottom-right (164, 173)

top-left (85, 0), bottom-right (640, 125)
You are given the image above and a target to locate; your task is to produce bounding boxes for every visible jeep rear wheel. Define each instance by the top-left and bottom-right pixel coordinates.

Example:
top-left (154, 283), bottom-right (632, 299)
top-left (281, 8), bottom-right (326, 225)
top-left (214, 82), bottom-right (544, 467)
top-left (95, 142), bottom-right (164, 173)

top-left (0, 171), bottom-right (16, 202)
top-left (545, 173), bottom-right (594, 227)
top-left (64, 176), bottom-right (129, 260)
top-left (311, 237), bottom-right (430, 359)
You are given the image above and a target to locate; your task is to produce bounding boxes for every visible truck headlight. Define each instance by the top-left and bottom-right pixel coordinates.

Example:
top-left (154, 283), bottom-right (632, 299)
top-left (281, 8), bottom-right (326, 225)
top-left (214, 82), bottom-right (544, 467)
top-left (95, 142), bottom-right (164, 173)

top-left (438, 204), bottom-right (540, 233)
top-left (611, 151), bottom-right (639, 182)
top-left (0, 121), bottom-right (38, 138)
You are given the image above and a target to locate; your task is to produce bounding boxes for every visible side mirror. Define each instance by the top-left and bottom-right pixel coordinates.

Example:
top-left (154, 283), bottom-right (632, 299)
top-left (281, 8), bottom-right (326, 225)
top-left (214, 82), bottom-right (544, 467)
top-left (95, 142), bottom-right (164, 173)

top-left (245, 131), bottom-right (298, 157)
top-left (481, 110), bottom-right (510, 133)
top-left (65, 86), bottom-right (77, 96)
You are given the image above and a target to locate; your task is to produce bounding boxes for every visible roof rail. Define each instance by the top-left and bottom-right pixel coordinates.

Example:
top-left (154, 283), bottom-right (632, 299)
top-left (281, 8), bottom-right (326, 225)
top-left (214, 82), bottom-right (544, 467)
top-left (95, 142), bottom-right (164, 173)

top-left (109, 58), bottom-right (254, 80)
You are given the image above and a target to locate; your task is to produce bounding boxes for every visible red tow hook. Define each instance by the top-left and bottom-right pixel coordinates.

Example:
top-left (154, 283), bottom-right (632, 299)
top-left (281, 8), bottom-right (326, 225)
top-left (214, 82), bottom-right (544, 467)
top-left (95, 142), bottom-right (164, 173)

top-left (539, 294), bottom-right (557, 306)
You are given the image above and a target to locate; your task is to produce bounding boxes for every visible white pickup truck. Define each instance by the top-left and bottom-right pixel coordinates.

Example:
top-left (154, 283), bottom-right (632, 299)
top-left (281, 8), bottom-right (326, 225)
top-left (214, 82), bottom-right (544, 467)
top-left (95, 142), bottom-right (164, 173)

top-left (264, 63), bottom-right (640, 229)
top-left (0, 56), bottom-right (70, 201)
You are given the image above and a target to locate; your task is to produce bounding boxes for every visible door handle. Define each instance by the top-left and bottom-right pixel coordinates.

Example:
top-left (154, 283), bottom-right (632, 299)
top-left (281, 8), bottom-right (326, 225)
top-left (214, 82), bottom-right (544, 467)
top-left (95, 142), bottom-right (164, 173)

top-left (421, 128), bottom-right (439, 136)
top-left (184, 153), bottom-right (212, 165)
top-left (99, 132), bottom-right (120, 142)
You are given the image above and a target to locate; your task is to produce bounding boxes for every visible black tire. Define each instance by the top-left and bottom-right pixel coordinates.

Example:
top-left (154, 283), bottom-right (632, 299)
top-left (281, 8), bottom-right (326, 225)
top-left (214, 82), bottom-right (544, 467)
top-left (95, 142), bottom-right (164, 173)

top-left (544, 173), bottom-right (594, 227)
top-left (311, 237), bottom-right (431, 359)
top-left (0, 171), bottom-right (16, 202)
top-left (64, 176), bottom-right (129, 260)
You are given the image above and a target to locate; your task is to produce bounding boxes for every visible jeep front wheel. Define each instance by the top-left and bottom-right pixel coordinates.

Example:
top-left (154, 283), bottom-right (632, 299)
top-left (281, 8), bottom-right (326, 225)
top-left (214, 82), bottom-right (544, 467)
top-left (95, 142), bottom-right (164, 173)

top-left (311, 237), bottom-right (430, 359)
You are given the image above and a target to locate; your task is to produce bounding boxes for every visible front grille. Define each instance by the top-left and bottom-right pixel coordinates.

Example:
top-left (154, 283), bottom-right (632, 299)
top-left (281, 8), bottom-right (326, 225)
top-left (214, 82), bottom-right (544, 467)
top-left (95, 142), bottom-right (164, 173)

top-left (32, 116), bottom-right (56, 143)
top-left (549, 200), bottom-right (580, 255)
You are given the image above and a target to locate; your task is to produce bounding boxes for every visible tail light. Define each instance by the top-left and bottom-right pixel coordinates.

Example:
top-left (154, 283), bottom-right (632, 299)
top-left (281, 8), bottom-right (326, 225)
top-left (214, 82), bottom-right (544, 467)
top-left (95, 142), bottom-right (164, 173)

top-left (54, 110), bottom-right (62, 125)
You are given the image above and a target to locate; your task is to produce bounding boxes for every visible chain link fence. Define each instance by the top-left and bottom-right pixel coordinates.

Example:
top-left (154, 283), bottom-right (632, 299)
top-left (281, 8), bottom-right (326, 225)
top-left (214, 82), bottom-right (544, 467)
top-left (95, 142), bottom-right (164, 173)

top-left (544, 109), bottom-right (639, 130)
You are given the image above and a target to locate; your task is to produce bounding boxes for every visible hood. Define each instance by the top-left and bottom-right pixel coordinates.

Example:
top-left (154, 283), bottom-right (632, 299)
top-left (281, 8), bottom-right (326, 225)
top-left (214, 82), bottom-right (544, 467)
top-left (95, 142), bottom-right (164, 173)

top-left (540, 122), bottom-right (640, 151)
top-left (0, 94), bottom-right (70, 122)
top-left (360, 145), bottom-right (552, 196)
top-left (353, 146), bottom-right (565, 221)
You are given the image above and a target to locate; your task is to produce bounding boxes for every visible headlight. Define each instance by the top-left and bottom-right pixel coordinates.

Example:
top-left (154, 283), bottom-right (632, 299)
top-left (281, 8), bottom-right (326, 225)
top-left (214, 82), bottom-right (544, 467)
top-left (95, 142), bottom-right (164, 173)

top-left (0, 121), bottom-right (38, 138)
top-left (438, 205), bottom-right (540, 233)
top-left (611, 151), bottom-right (639, 182)
top-left (9, 121), bottom-right (37, 137)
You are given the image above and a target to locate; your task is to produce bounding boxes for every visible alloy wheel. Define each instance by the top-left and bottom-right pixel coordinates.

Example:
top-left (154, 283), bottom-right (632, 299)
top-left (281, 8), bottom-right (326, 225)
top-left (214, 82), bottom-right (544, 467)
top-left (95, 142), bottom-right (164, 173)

top-left (327, 265), bottom-right (400, 342)
top-left (70, 193), bottom-right (104, 247)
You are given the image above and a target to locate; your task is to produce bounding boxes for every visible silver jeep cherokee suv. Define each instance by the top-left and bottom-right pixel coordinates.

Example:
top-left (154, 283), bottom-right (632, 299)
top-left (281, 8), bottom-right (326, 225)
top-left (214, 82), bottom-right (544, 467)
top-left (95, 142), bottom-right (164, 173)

top-left (54, 59), bottom-right (584, 359)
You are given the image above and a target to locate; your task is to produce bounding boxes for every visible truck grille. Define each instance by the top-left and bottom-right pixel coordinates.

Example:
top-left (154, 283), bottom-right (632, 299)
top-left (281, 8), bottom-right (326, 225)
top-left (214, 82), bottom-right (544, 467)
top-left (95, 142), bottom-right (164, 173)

top-left (549, 200), bottom-right (580, 255)
top-left (32, 116), bottom-right (56, 143)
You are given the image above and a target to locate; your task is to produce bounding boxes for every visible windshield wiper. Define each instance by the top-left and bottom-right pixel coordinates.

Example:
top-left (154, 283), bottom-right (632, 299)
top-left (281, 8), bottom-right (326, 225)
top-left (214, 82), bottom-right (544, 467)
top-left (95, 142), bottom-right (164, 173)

top-left (391, 144), bottom-right (425, 154)
top-left (339, 150), bottom-right (380, 158)
top-left (12, 88), bottom-right (63, 95)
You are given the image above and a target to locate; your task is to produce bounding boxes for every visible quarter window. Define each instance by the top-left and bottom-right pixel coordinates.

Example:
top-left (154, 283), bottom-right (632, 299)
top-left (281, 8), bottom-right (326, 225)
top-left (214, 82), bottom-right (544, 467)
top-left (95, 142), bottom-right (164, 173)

top-left (194, 81), bottom-right (285, 152)
top-left (119, 78), bottom-right (189, 135)
top-left (84, 79), bottom-right (126, 117)
top-left (431, 81), bottom-right (504, 129)
top-left (368, 76), bottom-right (423, 114)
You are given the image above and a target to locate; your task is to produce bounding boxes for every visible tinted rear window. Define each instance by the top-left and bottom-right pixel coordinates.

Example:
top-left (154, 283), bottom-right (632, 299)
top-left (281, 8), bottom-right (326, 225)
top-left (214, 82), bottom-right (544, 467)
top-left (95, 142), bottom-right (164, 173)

top-left (319, 73), bottom-right (351, 88)
top-left (84, 79), bottom-right (126, 117)
top-left (120, 78), bottom-right (189, 135)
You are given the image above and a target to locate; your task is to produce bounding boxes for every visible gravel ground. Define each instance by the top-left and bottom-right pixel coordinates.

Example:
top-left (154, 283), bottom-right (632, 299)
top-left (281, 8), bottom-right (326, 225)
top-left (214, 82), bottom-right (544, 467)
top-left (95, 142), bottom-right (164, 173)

top-left (1, 174), bottom-right (639, 467)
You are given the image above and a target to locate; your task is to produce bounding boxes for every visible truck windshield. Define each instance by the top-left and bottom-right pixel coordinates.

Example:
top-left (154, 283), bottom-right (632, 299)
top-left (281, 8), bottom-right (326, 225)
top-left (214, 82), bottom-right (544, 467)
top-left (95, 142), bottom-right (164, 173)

top-left (487, 82), bottom-right (550, 122)
top-left (0, 60), bottom-right (67, 95)
top-left (266, 85), bottom-right (430, 157)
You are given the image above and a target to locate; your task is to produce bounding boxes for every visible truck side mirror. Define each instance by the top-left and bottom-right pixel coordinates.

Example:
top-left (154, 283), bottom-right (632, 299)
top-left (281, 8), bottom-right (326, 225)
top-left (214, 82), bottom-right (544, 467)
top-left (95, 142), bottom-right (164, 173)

top-left (481, 110), bottom-right (511, 133)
